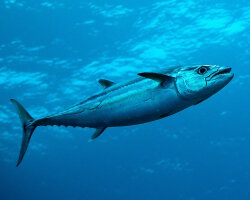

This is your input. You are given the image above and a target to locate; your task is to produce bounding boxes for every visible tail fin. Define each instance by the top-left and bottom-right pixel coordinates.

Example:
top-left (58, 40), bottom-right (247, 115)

top-left (10, 99), bottom-right (36, 167)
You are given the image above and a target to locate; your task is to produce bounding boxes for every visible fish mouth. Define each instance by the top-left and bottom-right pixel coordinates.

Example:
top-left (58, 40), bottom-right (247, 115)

top-left (208, 67), bottom-right (233, 80)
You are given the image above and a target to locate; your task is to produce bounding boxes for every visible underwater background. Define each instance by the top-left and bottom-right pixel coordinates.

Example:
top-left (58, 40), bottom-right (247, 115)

top-left (0, 0), bottom-right (250, 199)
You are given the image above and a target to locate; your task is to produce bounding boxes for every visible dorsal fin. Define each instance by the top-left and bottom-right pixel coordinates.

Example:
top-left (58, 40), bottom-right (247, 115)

top-left (98, 79), bottom-right (115, 89)
top-left (138, 72), bottom-right (175, 84)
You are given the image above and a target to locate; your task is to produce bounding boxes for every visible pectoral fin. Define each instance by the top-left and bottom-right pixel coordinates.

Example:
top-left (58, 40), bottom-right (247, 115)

top-left (98, 79), bottom-right (115, 89)
top-left (138, 72), bottom-right (175, 85)
top-left (91, 127), bottom-right (106, 140)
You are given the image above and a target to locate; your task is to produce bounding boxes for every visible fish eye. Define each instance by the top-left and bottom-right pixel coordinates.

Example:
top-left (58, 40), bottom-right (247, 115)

top-left (197, 66), bottom-right (208, 75)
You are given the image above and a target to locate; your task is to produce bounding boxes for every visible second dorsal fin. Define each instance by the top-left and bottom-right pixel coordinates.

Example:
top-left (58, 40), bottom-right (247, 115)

top-left (98, 79), bottom-right (115, 89)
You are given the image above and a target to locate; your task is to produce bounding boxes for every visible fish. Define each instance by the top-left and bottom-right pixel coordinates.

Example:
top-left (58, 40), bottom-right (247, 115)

top-left (11, 65), bottom-right (234, 166)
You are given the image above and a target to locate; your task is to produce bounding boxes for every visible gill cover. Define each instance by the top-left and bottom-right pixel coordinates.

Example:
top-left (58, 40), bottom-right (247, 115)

top-left (176, 68), bottom-right (207, 100)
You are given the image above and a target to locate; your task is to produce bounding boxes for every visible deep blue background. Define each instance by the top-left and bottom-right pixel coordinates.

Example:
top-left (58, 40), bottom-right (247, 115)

top-left (0, 0), bottom-right (250, 199)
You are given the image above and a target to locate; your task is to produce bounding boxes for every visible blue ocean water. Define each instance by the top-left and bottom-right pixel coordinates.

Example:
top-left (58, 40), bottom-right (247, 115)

top-left (0, 0), bottom-right (250, 199)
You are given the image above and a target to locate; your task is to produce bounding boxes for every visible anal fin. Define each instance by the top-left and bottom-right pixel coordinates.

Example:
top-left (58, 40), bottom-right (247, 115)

top-left (91, 127), bottom-right (106, 140)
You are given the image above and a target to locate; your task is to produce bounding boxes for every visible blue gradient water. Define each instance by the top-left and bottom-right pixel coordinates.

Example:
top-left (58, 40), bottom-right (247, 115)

top-left (0, 1), bottom-right (250, 199)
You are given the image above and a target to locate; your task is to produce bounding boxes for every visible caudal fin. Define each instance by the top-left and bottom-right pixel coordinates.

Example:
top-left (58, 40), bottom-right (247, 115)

top-left (10, 99), bottom-right (36, 167)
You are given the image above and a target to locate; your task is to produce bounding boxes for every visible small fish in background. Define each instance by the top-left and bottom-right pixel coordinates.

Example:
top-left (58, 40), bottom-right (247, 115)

top-left (11, 65), bottom-right (234, 166)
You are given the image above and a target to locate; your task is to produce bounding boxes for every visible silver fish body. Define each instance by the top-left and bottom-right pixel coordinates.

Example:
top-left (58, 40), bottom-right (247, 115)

top-left (40, 77), bottom-right (190, 128)
top-left (11, 65), bottom-right (234, 166)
